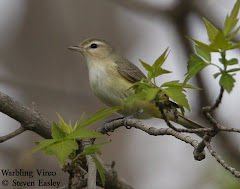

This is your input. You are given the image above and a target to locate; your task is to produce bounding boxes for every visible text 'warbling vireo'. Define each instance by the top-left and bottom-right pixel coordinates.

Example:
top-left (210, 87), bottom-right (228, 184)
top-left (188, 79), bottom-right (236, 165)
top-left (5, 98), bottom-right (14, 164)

top-left (68, 38), bottom-right (204, 132)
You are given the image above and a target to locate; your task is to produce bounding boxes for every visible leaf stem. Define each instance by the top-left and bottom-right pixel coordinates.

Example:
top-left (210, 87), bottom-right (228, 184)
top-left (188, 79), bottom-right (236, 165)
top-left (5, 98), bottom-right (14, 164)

top-left (210, 63), bottom-right (222, 70)
top-left (221, 50), bottom-right (227, 71)
top-left (153, 77), bottom-right (156, 85)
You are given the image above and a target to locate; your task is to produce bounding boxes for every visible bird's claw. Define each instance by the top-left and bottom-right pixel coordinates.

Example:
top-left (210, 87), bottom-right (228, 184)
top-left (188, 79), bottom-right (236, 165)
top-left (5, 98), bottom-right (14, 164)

top-left (101, 117), bottom-right (124, 134)
top-left (123, 115), bottom-right (133, 129)
top-left (100, 126), bottom-right (109, 135)
top-left (123, 109), bottom-right (143, 129)
top-left (101, 110), bottom-right (144, 132)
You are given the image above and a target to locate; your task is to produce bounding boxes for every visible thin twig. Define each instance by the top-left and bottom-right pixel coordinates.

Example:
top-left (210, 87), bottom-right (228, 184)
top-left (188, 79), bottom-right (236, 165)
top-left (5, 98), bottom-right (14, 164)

top-left (202, 87), bottom-right (224, 128)
top-left (167, 125), bottom-right (240, 134)
top-left (205, 141), bottom-right (240, 178)
top-left (210, 87), bottom-right (224, 112)
top-left (195, 87), bottom-right (225, 155)
top-left (157, 104), bottom-right (206, 138)
top-left (173, 127), bottom-right (212, 133)
top-left (104, 118), bottom-right (206, 161)
top-left (82, 139), bottom-right (97, 189)
top-left (219, 126), bottom-right (240, 133)
top-left (105, 119), bottom-right (198, 148)
top-left (0, 127), bottom-right (25, 142)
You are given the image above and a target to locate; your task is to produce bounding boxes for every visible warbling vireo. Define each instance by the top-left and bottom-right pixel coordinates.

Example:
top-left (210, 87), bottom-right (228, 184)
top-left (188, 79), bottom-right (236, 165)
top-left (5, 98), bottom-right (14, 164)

top-left (68, 38), bottom-right (204, 132)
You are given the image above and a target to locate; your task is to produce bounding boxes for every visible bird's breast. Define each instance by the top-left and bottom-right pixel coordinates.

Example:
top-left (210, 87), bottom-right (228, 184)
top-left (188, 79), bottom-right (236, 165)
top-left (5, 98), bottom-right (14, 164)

top-left (87, 60), bottom-right (133, 107)
top-left (85, 59), bottom-right (160, 119)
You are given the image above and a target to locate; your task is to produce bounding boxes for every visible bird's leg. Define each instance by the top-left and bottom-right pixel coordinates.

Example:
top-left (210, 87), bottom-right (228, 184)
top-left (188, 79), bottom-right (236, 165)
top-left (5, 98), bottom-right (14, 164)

top-left (101, 110), bottom-right (143, 133)
top-left (101, 117), bottom-right (124, 134)
top-left (123, 109), bottom-right (143, 129)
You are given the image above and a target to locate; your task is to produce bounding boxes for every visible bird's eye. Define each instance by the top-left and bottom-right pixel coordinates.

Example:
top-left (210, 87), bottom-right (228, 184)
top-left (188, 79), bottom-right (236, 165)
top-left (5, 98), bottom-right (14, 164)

top-left (90, 43), bottom-right (98, 49)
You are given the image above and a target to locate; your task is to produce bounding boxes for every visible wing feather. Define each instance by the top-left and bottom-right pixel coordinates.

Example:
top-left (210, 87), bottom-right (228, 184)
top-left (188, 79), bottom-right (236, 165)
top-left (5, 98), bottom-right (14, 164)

top-left (116, 58), bottom-right (146, 83)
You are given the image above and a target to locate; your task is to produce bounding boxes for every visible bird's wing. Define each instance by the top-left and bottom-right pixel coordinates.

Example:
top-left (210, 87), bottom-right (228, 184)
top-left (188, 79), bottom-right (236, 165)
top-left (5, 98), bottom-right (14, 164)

top-left (116, 57), bottom-right (181, 112)
top-left (116, 58), bottom-right (146, 83)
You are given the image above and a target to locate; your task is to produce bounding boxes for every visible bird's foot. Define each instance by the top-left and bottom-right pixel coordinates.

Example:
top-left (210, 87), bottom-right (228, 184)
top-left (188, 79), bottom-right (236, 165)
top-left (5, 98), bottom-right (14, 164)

top-left (123, 115), bottom-right (134, 129)
top-left (101, 110), bottom-right (144, 133)
top-left (101, 117), bottom-right (124, 134)
top-left (123, 109), bottom-right (144, 129)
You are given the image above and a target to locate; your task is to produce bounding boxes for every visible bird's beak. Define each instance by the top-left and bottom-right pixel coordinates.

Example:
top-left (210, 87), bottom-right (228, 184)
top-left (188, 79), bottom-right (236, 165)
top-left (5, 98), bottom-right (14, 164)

top-left (68, 46), bottom-right (83, 52)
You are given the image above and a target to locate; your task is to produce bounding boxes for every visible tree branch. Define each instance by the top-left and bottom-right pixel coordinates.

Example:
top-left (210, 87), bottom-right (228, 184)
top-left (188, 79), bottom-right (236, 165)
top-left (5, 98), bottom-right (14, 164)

top-left (0, 91), bottom-right (52, 139)
top-left (0, 127), bottom-right (25, 142)
top-left (0, 91), bottom-right (133, 189)
top-left (205, 141), bottom-right (240, 178)
top-left (104, 118), bottom-right (206, 161)
top-left (105, 119), bottom-right (199, 147)
top-left (195, 87), bottom-right (225, 155)
top-left (95, 158), bottom-right (134, 189)
top-left (82, 139), bottom-right (97, 189)
top-left (0, 84), bottom-right (239, 182)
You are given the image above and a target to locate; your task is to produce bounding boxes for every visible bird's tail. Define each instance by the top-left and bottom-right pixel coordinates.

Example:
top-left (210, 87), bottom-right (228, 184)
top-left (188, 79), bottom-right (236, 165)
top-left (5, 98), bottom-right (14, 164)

top-left (176, 113), bottom-right (204, 129)
top-left (174, 113), bottom-right (205, 137)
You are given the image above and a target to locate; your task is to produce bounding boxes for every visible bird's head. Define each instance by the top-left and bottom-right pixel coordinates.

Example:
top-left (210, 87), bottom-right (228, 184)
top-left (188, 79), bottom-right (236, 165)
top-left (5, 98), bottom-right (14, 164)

top-left (68, 38), bottom-right (115, 61)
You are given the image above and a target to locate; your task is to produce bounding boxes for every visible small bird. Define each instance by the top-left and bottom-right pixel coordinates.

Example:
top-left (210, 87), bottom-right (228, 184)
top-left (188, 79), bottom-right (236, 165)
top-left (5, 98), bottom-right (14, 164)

top-left (68, 38), bottom-right (204, 133)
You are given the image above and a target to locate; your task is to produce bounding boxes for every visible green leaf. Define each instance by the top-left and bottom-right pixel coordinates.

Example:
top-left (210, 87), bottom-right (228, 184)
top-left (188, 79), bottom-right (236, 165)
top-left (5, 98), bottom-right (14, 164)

top-left (184, 61), bottom-right (208, 83)
top-left (226, 58), bottom-right (238, 65)
top-left (125, 87), bottom-right (160, 105)
top-left (66, 128), bottom-right (107, 139)
top-left (161, 80), bottom-right (201, 90)
top-left (152, 48), bottom-right (169, 68)
top-left (31, 139), bottom-right (60, 154)
top-left (68, 120), bottom-right (74, 132)
top-left (91, 155), bottom-right (106, 186)
top-left (227, 26), bottom-right (240, 40)
top-left (213, 72), bottom-right (221, 79)
top-left (144, 88), bottom-right (160, 101)
top-left (227, 68), bottom-right (240, 73)
top-left (228, 42), bottom-right (240, 49)
top-left (179, 105), bottom-right (185, 115)
top-left (57, 113), bottom-right (70, 134)
top-left (223, 0), bottom-right (240, 36)
top-left (203, 17), bottom-right (220, 43)
top-left (195, 45), bottom-right (211, 62)
top-left (184, 54), bottom-right (209, 84)
top-left (80, 142), bottom-right (110, 156)
top-left (152, 68), bottom-right (172, 78)
top-left (210, 31), bottom-right (232, 50)
top-left (124, 91), bottom-right (147, 105)
top-left (139, 59), bottom-right (153, 72)
top-left (44, 139), bottom-right (78, 167)
top-left (148, 72), bottom-right (153, 80)
top-left (182, 83), bottom-right (202, 90)
top-left (187, 36), bottom-right (219, 52)
top-left (161, 87), bottom-right (190, 111)
top-left (77, 142), bottom-right (109, 186)
top-left (74, 112), bottom-right (85, 130)
top-left (150, 48), bottom-right (171, 80)
top-left (81, 107), bottom-right (122, 128)
top-left (131, 80), bottom-right (153, 91)
top-left (52, 122), bottom-right (66, 139)
top-left (219, 72), bottom-right (235, 93)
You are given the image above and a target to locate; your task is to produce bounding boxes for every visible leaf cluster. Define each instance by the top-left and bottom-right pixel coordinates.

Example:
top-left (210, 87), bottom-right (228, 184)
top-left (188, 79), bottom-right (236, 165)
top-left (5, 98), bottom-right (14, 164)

top-left (125, 49), bottom-right (198, 112)
top-left (185, 0), bottom-right (240, 93)
top-left (31, 107), bottom-right (121, 185)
